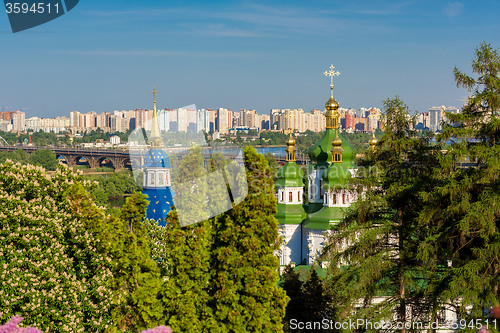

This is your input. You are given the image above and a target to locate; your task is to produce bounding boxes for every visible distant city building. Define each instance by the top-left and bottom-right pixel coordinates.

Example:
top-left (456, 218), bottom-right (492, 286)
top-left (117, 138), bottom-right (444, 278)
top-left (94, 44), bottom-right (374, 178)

top-left (428, 106), bottom-right (441, 131)
top-left (0, 120), bottom-right (12, 132)
top-left (345, 108), bottom-right (356, 130)
top-left (25, 116), bottom-right (69, 133)
top-left (217, 108), bottom-right (230, 134)
top-left (157, 109), bottom-right (170, 132)
top-left (110, 135), bottom-right (120, 145)
top-left (428, 106), bottom-right (460, 131)
top-left (0, 110), bottom-right (25, 132)
top-left (196, 109), bottom-right (210, 133)
top-left (1, 99), bottom-right (453, 137)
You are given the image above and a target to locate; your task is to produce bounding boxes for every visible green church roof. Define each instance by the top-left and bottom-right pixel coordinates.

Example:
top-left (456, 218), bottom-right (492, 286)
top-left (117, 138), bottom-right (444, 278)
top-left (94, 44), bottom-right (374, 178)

top-left (322, 163), bottom-right (351, 189)
top-left (276, 161), bottom-right (304, 188)
top-left (307, 129), bottom-right (357, 169)
top-left (304, 206), bottom-right (345, 230)
top-left (306, 202), bottom-right (324, 215)
top-left (275, 203), bottom-right (307, 225)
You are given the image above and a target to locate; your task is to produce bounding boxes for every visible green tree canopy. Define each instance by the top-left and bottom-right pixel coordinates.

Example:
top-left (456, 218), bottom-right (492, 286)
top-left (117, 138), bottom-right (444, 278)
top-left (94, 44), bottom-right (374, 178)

top-left (422, 42), bottom-right (500, 329)
top-left (0, 163), bottom-right (115, 332)
top-left (209, 146), bottom-right (288, 332)
top-left (324, 96), bottom-right (440, 332)
top-left (29, 149), bottom-right (59, 171)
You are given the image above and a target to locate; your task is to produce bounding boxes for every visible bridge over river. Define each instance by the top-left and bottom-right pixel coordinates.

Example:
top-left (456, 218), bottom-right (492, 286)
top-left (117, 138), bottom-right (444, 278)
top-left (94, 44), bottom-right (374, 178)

top-left (0, 145), bottom-right (311, 170)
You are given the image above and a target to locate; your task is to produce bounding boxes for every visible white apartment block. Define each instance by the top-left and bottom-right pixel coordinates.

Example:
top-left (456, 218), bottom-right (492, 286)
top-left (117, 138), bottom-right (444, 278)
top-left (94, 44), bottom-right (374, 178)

top-left (217, 108), bottom-right (229, 134)
top-left (157, 109), bottom-right (170, 132)
top-left (25, 116), bottom-right (70, 133)
top-left (196, 109), bottom-right (210, 133)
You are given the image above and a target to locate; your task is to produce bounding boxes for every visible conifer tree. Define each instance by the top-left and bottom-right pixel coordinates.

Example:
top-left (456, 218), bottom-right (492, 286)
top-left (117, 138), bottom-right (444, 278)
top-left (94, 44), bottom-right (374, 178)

top-left (302, 269), bottom-right (329, 325)
top-left (209, 146), bottom-right (288, 332)
top-left (324, 96), bottom-right (440, 332)
top-left (160, 146), bottom-right (216, 332)
top-left (419, 42), bottom-right (500, 331)
top-left (65, 186), bottom-right (164, 333)
top-left (281, 265), bottom-right (305, 332)
top-left (281, 266), bottom-right (333, 333)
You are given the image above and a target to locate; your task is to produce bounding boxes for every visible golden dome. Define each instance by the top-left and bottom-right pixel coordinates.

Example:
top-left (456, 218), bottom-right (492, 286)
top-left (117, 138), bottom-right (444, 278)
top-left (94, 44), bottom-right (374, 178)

top-left (333, 132), bottom-right (342, 147)
top-left (331, 132), bottom-right (343, 163)
top-left (285, 134), bottom-right (297, 162)
top-left (369, 132), bottom-right (378, 148)
top-left (325, 94), bottom-right (339, 111)
top-left (325, 87), bottom-right (340, 129)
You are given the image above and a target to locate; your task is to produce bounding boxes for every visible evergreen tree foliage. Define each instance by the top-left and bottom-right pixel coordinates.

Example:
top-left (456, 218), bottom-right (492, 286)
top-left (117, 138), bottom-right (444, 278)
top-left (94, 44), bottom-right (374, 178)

top-left (281, 265), bottom-right (305, 332)
top-left (419, 42), bottom-right (500, 330)
top-left (156, 146), bottom-right (288, 332)
top-left (160, 146), bottom-right (216, 332)
top-left (302, 269), bottom-right (329, 325)
top-left (209, 146), bottom-right (288, 332)
top-left (111, 194), bottom-right (164, 332)
top-left (64, 186), bottom-right (164, 333)
top-left (281, 266), bottom-right (333, 333)
top-left (323, 96), bottom-right (440, 332)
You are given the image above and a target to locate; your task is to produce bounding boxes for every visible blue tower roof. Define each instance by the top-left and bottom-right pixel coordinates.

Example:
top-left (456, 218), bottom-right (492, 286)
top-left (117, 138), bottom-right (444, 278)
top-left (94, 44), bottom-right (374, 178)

top-left (142, 148), bottom-right (172, 168)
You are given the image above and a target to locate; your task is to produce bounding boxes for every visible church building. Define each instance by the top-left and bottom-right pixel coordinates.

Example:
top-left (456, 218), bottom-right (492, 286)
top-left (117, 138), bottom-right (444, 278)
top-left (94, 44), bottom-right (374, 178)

top-left (141, 88), bottom-right (174, 226)
top-left (276, 66), bottom-right (377, 266)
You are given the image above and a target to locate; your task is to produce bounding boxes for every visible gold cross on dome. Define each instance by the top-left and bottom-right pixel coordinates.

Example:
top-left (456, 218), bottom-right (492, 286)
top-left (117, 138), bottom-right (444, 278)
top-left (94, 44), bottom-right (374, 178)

top-left (151, 86), bottom-right (157, 103)
top-left (324, 64), bottom-right (340, 87)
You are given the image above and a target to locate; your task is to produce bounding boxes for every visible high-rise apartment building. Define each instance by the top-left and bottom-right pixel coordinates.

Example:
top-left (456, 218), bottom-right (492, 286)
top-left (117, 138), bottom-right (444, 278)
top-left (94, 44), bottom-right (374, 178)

top-left (157, 109), bottom-right (170, 132)
top-left (70, 110), bottom-right (80, 128)
top-left (11, 111), bottom-right (25, 132)
top-left (196, 109), bottom-right (210, 133)
top-left (345, 108), bottom-right (356, 129)
top-left (428, 106), bottom-right (442, 131)
top-left (216, 108), bottom-right (229, 134)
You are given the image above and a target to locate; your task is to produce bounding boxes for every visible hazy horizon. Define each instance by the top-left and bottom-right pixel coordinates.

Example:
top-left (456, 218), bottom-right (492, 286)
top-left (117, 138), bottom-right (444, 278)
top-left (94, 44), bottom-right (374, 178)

top-left (2, 0), bottom-right (499, 118)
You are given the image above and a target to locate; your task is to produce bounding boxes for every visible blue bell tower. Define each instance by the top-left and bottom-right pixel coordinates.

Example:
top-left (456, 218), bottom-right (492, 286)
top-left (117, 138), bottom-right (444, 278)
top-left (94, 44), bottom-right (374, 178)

top-left (141, 87), bottom-right (174, 226)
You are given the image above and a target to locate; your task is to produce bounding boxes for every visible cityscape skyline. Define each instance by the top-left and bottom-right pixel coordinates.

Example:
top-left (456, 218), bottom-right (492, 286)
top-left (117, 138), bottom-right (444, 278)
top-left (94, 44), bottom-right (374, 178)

top-left (0, 104), bottom-right (455, 135)
top-left (2, 1), bottom-right (500, 117)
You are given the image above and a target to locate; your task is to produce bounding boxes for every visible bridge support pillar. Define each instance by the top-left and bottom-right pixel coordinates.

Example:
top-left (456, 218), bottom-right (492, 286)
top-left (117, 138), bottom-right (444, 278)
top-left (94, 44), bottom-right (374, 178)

top-left (86, 156), bottom-right (100, 169)
top-left (65, 157), bottom-right (78, 167)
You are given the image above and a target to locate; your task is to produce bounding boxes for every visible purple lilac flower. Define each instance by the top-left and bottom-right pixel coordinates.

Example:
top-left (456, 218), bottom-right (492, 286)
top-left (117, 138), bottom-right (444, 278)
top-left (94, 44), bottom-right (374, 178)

top-left (141, 326), bottom-right (173, 333)
top-left (0, 316), bottom-right (42, 333)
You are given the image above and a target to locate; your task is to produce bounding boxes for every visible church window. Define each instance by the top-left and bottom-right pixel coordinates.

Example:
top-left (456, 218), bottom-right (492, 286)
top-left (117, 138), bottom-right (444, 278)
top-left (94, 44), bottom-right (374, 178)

top-left (342, 193), bottom-right (346, 204)
top-left (281, 191), bottom-right (284, 202)
top-left (319, 180), bottom-right (323, 199)
top-left (332, 193), bottom-right (336, 204)
top-left (159, 173), bottom-right (164, 185)
top-left (150, 173), bottom-right (155, 185)
top-left (298, 191), bottom-right (301, 202)
top-left (289, 192), bottom-right (292, 202)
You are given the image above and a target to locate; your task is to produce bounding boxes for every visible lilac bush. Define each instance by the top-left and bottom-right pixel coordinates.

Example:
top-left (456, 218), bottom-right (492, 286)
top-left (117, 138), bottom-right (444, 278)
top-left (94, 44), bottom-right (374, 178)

top-left (140, 326), bottom-right (172, 333)
top-left (0, 315), bottom-right (42, 333)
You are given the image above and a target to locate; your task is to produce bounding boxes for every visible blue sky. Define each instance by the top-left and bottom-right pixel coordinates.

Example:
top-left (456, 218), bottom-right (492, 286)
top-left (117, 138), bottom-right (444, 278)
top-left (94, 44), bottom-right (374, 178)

top-left (1, 0), bottom-right (500, 117)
